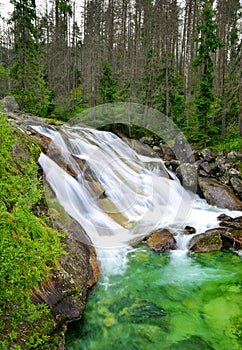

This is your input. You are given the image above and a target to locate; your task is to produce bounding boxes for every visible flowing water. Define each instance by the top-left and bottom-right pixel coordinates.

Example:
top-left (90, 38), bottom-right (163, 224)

top-left (31, 124), bottom-right (242, 349)
top-left (65, 248), bottom-right (242, 350)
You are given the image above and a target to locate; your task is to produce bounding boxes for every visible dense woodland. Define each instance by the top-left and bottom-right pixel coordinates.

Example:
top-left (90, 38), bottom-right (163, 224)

top-left (0, 0), bottom-right (241, 148)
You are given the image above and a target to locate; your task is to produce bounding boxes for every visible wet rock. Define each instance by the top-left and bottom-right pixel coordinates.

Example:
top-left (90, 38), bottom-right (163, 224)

top-left (1, 95), bottom-right (19, 112)
top-left (160, 144), bottom-right (176, 161)
top-left (198, 177), bottom-right (242, 210)
top-left (123, 138), bottom-right (157, 157)
top-left (219, 216), bottom-right (242, 230)
top-left (176, 163), bottom-right (198, 190)
top-left (146, 229), bottom-right (177, 252)
top-left (33, 236), bottom-right (99, 328)
top-left (220, 230), bottom-right (242, 250)
top-left (217, 213), bottom-right (233, 221)
top-left (201, 148), bottom-right (214, 162)
top-left (145, 160), bottom-right (171, 179)
top-left (189, 229), bottom-right (223, 252)
top-left (183, 226), bottom-right (196, 234)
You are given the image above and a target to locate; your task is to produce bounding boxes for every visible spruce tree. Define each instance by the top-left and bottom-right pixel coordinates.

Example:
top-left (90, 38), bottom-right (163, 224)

top-left (192, 0), bottom-right (222, 146)
top-left (10, 0), bottom-right (51, 116)
top-left (98, 61), bottom-right (119, 103)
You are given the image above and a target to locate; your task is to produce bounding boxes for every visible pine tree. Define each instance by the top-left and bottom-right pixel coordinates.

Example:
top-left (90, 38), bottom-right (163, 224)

top-left (9, 0), bottom-right (51, 116)
top-left (192, 0), bottom-right (222, 146)
top-left (98, 61), bottom-right (119, 103)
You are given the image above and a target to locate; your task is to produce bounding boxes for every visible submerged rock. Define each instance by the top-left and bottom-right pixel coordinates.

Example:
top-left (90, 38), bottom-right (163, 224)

top-left (146, 229), bottom-right (177, 252)
top-left (189, 229), bottom-right (223, 252)
top-left (198, 177), bottom-right (242, 210)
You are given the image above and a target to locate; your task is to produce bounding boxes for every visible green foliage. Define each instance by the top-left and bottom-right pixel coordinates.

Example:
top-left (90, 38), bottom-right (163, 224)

top-left (0, 63), bottom-right (8, 81)
top-left (192, 0), bottom-right (222, 146)
top-left (0, 114), bottom-right (64, 348)
top-left (9, 0), bottom-right (53, 117)
top-left (98, 61), bottom-right (119, 103)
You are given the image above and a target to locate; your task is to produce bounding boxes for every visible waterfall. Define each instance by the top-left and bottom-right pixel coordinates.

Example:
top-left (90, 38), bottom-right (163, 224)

top-left (32, 124), bottom-right (240, 266)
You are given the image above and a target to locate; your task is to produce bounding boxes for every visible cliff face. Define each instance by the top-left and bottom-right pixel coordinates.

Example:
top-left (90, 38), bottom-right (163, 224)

top-left (1, 111), bottom-right (99, 349)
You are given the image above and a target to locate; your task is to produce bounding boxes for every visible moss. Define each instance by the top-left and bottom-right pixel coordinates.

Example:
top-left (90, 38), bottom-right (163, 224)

top-left (0, 113), bottom-right (65, 349)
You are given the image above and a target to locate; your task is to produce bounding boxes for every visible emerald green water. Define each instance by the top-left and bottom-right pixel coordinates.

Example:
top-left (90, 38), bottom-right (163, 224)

top-left (65, 248), bottom-right (242, 350)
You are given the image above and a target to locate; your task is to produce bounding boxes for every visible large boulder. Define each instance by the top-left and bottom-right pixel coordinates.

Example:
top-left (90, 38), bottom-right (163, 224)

top-left (176, 163), bottom-right (197, 190)
top-left (189, 229), bottom-right (223, 252)
top-left (198, 177), bottom-right (242, 210)
top-left (146, 229), bottom-right (177, 252)
top-left (173, 133), bottom-right (194, 162)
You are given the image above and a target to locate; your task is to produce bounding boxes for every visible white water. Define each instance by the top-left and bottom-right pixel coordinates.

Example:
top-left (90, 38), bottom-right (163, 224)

top-left (33, 124), bottom-right (241, 272)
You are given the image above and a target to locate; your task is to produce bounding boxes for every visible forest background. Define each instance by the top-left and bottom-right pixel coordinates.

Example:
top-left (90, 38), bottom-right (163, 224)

top-left (0, 0), bottom-right (241, 150)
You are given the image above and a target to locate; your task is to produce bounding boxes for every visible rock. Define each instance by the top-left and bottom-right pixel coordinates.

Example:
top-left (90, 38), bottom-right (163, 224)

top-left (228, 168), bottom-right (240, 176)
top-left (220, 229), bottom-right (242, 251)
top-left (176, 163), bottom-right (197, 190)
top-left (123, 138), bottom-right (157, 157)
top-left (201, 148), bottom-right (214, 162)
top-left (189, 229), bottom-right (223, 252)
top-left (173, 133), bottom-right (194, 162)
top-left (219, 217), bottom-right (242, 230)
top-left (160, 144), bottom-right (176, 161)
top-left (230, 177), bottom-right (242, 196)
top-left (33, 236), bottom-right (99, 328)
top-left (228, 151), bottom-right (242, 161)
top-left (146, 229), bottom-right (177, 252)
top-left (215, 152), bottom-right (234, 172)
top-left (184, 226), bottom-right (196, 234)
top-left (199, 169), bottom-right (210, 177)
top-left (169, 159), bottom-right (180, 171)
top-left (200, 161), bottom-right (212, 175)
top-left (139, 136), bottom-right (153, 145)
top-left (144, 160), bottom-right (171, 179)
top-left (1, 95), bottom-right (19, 112)
top-left (153, 145), bottom-right (161, 152)
top-left (217, 213), bottom-right (233, 221)
top-left (198, 177), bottom-right (242, 210)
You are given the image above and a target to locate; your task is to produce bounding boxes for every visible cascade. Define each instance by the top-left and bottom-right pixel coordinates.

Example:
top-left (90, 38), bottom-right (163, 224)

top-left (32, 123), bottom-right (240, 263)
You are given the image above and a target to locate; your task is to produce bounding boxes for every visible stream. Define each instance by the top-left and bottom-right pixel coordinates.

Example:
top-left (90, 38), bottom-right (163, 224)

top-left (65, 248), bottom-right (242, 350)
top-left (31, 124), bottom-right (242, 350)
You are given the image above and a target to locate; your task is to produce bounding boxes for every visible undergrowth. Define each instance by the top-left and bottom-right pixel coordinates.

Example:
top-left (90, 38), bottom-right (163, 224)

top-left (0, 114), bottom-right (64, 349)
